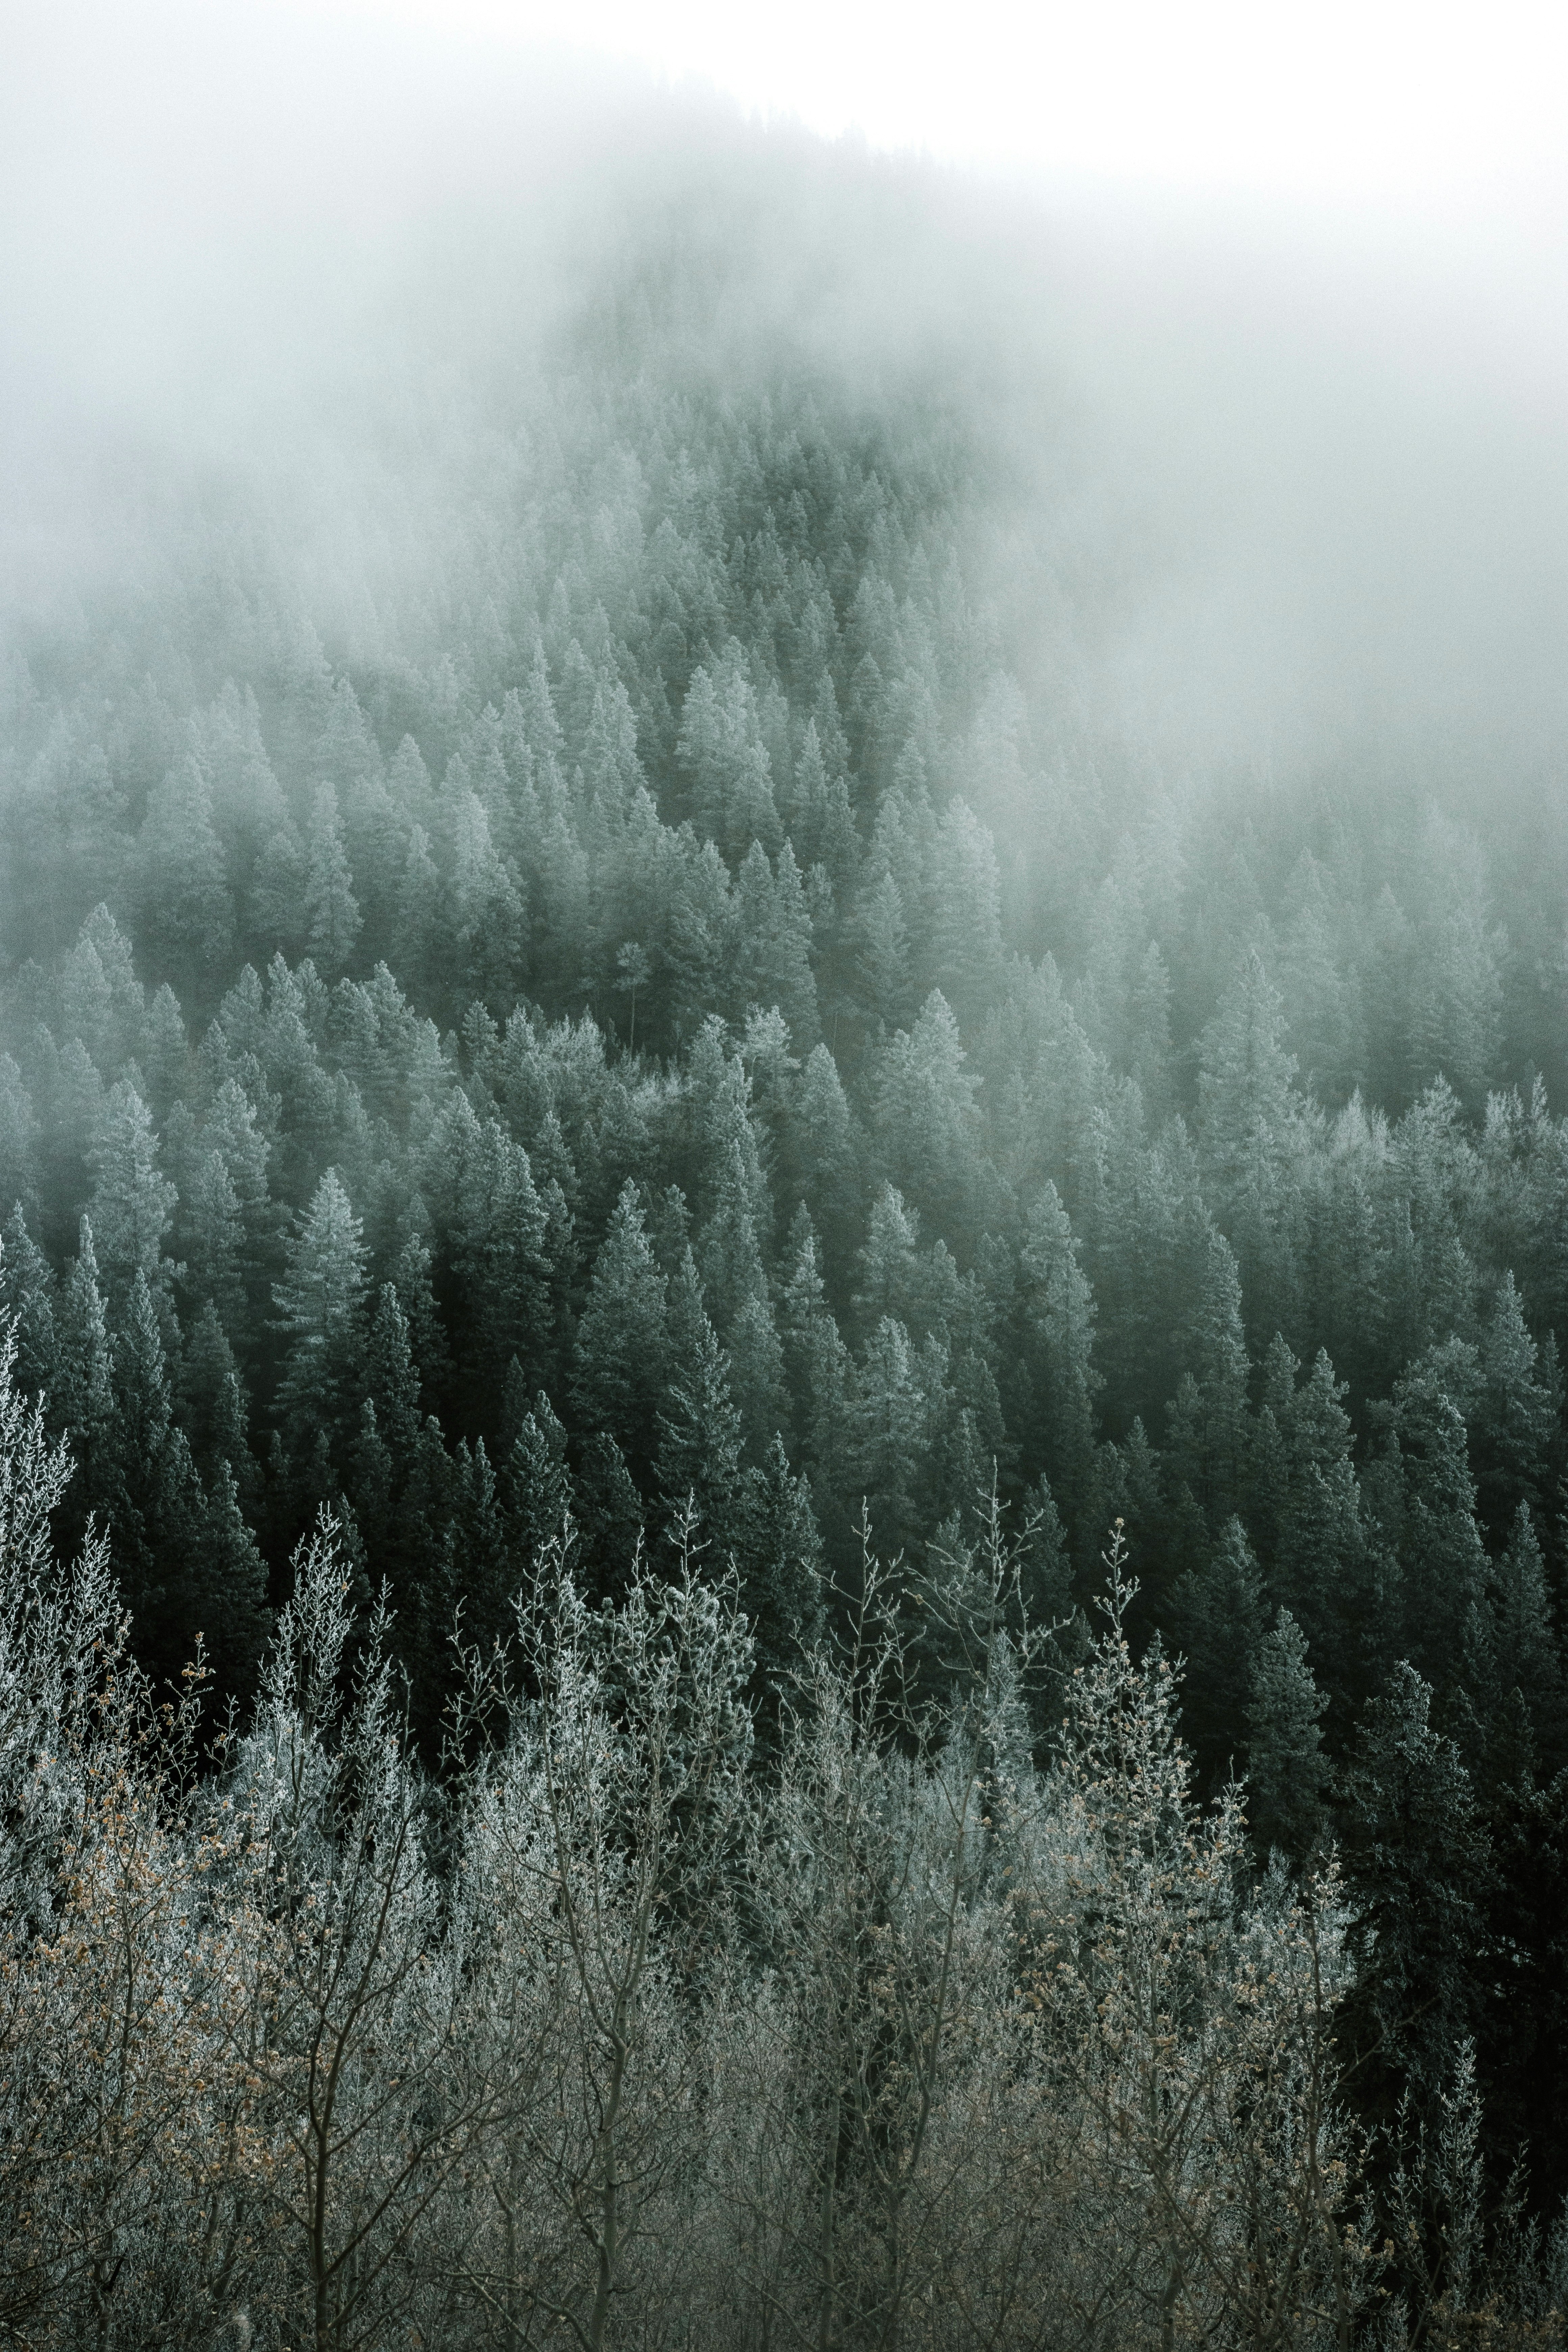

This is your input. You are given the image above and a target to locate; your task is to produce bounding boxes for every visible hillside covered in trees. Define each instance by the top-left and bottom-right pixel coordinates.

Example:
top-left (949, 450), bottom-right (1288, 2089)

top-left (3, 57), bottom-right (1568, 2348)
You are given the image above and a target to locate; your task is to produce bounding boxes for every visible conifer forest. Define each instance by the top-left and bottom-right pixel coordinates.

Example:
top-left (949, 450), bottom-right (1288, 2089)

top-left (3, 30), bottom-right (1568, 2349)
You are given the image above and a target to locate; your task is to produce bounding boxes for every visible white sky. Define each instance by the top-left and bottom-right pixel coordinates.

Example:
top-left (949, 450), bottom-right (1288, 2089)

top-left (343, 0), bottom-right (1567, 213)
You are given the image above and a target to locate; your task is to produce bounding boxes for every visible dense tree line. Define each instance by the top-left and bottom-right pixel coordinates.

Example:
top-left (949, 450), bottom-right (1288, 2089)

top-left (2, 1361), bottom-right (1563, 2349)
top-left (3, 132), bottom-right (1568, 2340)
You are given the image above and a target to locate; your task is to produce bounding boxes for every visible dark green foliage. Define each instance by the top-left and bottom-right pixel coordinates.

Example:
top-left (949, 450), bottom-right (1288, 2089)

top-left (1246, 1607), bottom-right (1329, 1861)
top-left (1342, 1662), bottom-right (1491, 2106)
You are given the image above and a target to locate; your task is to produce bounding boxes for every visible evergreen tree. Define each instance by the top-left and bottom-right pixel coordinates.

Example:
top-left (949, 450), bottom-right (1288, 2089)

top-left (87, 1079), bottom-right (176, 1301)
top-left (573, 1430), bottom-right (645, 1605)
top-left (1018, 1181), bottom-right (1100, 1516)
top-left (1196, 944), bottom-right (1305, 1338)
top-left (1488, 1501), bottom-right (1561, 1755)
top-left (54, 1217), bottom-right (117, 1517)
top-left (571, 1180), bottom-right (669, 1471)
top-left (1470, 1271), bottom-right (1558, 1533)
top-left (177, 1297), bottom-right (256, 1504)
top-left (736, 1435), bottom-right (824, 1716)
top-left (1371, 1359), bottom-right (1489, 1686)
top-left (848, 1316), bottom-right (939, 1561)
top-left (195, 1457), bottom-right (271, 1695)
top-left (871, 989), bottom-right (982, 1240)
top-left (856, 868), bottom-right (913, 1033)
top-left (365, 1281), bottom-right (421, 1459)
top-left (501, 1393), bottom-right (573, 1564)
top-left (442, 1437), bottom-right (517, 1658)
top-left (930, 797), bottom-right (1004, 1014)
top-left (304, 781), bottom-right (362, 972)
top-left (137, 752), bottom-right (233, 977)
top-left (109, 1271), bottom-right (210, 1687)
top-left (656, 1249), bottom-right (744, 1537)
top-left (272, 1168), bottom-right (368, 1446)
top-left (786, 1043), bottom-right (861, 1279)
top-left (0, 1206), bottom-right (57, 1406)
top-left (1343, 1661), bottom-right (1491, 2107)
top-left (1246, 1607), bottom-right (1329, 1860)
top-left (0, 1056), bottom-right (39, 1226)
top-left (1169, 1516), bottom-right (1265, 1784)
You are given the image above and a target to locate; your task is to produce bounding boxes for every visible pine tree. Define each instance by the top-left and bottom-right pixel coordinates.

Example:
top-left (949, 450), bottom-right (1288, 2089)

top-left (272, 1168), bottom-right (368, 1445)
top-left (656, 1249), bottom-right (744, 1537)
top-left (137, 750), bottom-right (234, 978)
top-left (87, 1079), bottom-right (176, 1300)
top-left (787, 1043), bottom-right (861, 1279)
top-left (250, 822), bottom-right (309, 957)
top-left (1375, 1359), bottom-right (1489, 1685)
top-left (573, 1431), bottom-right (645, 1605)
top-left (677, 650), bottom-right (781, 858)
top-left (450, 787), bottom-right (527, 1008)
top-left (1471, 1271), bottom-right (1558, 1534)
top-left (1342, 1661), bottom-right (1491, 2107)
top-left (848, 1316), bottom-right (937, 1561)
top-left (177, 1297), bottom-right (256, 1503)
top-left (0, 1055), bottom-right (39, 1227)
top-left (365, 1282), bottom-right (421, 1459)
top-left (501, 1394), bottom-right (573, 1565)
top-left (1163, 1226), bottom-right (1252, 1539)
top-left (1247, 1607), bottom-right (1329, 1860)
top-left (1489, 1502), bottom-right (1561, 1754)
top-left (1269, 1345), bottom-right (1377, 1709)
top-left (1169, 1516), bottom-right (1266, 1784)
top-left (729, 840), bottom-right (819, 1048)
top-left (930, 797), bottom-right (1004, 1014)
top-left (778, 1209), bottom-right (853, 1516)
top-left (182, 1149), bottom-right (245, 1324)
top-left (870, 989), bottom-right (982, 1241)
top-left (442, 1438), bottom-right (517, 1658)
top-left (856, 868), bottom-right (913, 1033)
top-left (195, 1457), bottom-right (271, 1695)
top-left (1196, 943), bottom-right (1305, 1338)
top-left (571, 1180), bottom-right (669, 1471)
top-left (0, 1206), bottom-right (57, 1406)
top-left (736, 1436), bottom-right (824, 1717)
top-left (109, 1270), bottom-right (210, 1686)
top-left (304, 781), bottom-right (362, 972)
top-left (54, 1217), bottom-right (117, 1517)
top-left (1019, 1181), bottom-right (1101, 1517)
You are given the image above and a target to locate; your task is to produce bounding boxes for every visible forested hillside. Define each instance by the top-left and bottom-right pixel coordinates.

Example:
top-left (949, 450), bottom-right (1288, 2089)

top-left (3, 88), bottom-right (1567, 2348)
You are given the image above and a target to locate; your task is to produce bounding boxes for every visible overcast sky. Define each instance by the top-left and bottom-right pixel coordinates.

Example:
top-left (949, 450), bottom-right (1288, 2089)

top-left (335, 0), bottom-right (1566, 212)
top-left (5, 0), bottom-right (1568, 790)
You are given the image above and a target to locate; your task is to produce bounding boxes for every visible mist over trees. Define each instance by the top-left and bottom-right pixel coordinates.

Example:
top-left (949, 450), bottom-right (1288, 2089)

top-left (3, 22), bottom-right (1568, 2345)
